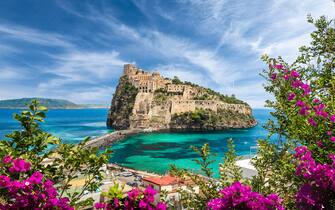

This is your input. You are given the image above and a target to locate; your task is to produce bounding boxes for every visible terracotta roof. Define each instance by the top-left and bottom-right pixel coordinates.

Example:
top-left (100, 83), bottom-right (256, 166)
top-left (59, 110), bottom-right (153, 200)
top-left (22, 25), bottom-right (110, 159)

top-left (143, 175), bottom-right (180, 186)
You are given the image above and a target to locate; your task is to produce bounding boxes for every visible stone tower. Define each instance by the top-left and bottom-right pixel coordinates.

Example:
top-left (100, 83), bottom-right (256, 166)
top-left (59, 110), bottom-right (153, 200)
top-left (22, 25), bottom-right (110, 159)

top-left (123, 64), bottom-right (137, 75)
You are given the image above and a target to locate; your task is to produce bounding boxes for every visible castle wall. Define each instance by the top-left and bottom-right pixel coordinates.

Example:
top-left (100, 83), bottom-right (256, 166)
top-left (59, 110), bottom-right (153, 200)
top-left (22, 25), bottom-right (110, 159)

top-left (194, 100), bottom-right (219, 112)
top-left (121, 64), bottom-right (253, 130)
top-left (171, 100), bottom-right (196, 114)
top-left (167, 84), bottom-right (186, 93)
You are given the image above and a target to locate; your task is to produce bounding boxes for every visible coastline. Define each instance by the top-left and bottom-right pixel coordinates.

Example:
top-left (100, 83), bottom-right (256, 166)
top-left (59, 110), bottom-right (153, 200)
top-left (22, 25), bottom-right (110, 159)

top-left (0, 107), bottom-right (108, 110)
top-left (86, 120), bottom-right (258, 149)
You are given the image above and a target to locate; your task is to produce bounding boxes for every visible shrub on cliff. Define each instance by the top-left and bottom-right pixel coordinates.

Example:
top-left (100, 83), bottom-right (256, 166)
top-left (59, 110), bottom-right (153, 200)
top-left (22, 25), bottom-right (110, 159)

top-left (0, 100), bottom-right (111, 208)
top-left (170, 108), bottom-right (254, 129)
top-left (107, 75), bottom-right (138, 129)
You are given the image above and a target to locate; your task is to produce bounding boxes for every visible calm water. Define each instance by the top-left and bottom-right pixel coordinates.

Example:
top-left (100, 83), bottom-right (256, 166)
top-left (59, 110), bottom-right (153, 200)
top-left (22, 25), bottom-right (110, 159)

top-left (0, 108), bottom-right (274, 176)
top-left (0, 109), bottom-right (112, 143)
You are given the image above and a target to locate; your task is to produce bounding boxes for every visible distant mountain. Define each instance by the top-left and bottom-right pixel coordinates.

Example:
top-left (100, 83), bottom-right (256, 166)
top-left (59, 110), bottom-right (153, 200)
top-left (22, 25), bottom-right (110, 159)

top-left (0, 98), bottom-right (83, 109)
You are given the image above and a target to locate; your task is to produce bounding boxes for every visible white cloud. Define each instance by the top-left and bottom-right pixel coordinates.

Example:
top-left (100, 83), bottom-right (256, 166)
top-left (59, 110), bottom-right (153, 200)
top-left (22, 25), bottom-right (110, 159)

top-left (0, 23), bottom-right (73, 48)
top-left (67, 87), bottom-right (115, 104)
top-left (0, 68), bottom-right (24, 80)
top-left (47, 51), bottom-right (126, 80)
top-left (1, 0), bottom-right (334, 107)
top-left (0, 20), bottom-right (128, 104)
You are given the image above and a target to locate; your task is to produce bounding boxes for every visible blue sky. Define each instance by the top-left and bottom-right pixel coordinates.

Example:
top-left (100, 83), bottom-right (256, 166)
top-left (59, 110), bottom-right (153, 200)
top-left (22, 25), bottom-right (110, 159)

top-left (0, 0), bottom-right (334, 107)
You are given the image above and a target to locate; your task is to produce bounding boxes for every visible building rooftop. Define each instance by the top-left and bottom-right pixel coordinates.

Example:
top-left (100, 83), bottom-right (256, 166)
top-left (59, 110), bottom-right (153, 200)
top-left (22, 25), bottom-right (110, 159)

top-left (143, 175), bottom-right (180, 186)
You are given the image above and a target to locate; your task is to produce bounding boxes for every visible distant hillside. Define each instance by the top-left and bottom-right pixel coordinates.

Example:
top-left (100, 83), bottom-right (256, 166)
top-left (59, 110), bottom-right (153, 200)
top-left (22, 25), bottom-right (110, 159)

top-left (0, 98), bottom-right (83, 109)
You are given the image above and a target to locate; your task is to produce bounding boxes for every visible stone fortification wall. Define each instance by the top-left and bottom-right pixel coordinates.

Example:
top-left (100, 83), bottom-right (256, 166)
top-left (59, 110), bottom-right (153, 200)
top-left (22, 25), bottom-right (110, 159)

top-left (171, 100), bottom-right (251, 115)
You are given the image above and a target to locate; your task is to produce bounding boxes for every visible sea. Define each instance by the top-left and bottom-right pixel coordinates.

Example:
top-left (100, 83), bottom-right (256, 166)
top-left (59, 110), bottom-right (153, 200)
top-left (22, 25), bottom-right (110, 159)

top-left (0, 108), bottom-right (275, 176)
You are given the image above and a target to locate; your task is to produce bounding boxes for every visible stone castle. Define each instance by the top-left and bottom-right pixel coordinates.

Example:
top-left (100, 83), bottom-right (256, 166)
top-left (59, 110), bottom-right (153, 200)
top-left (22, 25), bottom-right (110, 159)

top-left (112, 64), bottom-right (253, 129)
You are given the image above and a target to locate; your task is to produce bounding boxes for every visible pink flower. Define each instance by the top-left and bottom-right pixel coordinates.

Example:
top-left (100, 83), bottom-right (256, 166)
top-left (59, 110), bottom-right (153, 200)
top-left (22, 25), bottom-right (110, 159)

top-left (274, 64), bottom-right (283, 69)
top-left (296, 100), bottom-right (305, 107)
top-left (308, 118), bottom-right (317, 127)
top-left (128, 188), bottom-right (140, 200)
top-left (2, 155), bottom-right (12, 164)
top-left (94, 202), bottom-right (107, 209)
top-left (290, 70), bottom-right (300, 78)
top-left (113, 198), bottom-right (120, 208)
top-left (28, 171), bottom-right (44, 184)
top-left (301, 83), bottom-right (311, 95)
top-left (0, 175), bottom-right (10, 187)
top-left (144, 186), bottom-right (157, 203)
top-left (139, 199), bottom-right (148, 209)
top-left (270, 73), bottom-right (277, 80)
top-left (299, 107), bottom-right (310, 116)
top-left (283, 74), bottom-right (290, 80)
top-left (9, 158), bottom-right (31, 173)
top-left (288, 93), bottom-right (296, 101)
top-left (313, 98), bottom-right (320, 104)
top-left (330, 115), bottom-right (335, 123)
top-left (331, 136), bottom-right (335, 142)
top-left (156, 202), bottom-right (167, 210)
top-left (292, 80), bottom-right (302, 88)
top-left (327, 131), bottom-right (332, 136)
top-left (317, 141), bottom-right (323, 148)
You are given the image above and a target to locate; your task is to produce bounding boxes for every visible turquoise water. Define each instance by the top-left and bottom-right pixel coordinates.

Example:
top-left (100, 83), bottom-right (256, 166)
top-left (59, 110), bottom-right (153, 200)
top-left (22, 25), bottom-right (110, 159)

top-left (109, 109), bottom-right (275, 176)
top-left (0, 108), bottom-right (273, 176)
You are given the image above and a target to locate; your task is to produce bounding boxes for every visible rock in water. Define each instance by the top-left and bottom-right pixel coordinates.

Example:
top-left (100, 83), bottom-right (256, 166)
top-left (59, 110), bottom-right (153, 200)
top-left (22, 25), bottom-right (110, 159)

top-left (107, 64), bottom-right (257, 131)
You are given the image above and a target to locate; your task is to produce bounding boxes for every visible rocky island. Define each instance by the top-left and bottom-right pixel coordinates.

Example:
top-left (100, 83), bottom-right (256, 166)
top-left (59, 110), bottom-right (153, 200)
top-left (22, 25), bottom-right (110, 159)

top-left (107, 64), bottom-right (256, 131)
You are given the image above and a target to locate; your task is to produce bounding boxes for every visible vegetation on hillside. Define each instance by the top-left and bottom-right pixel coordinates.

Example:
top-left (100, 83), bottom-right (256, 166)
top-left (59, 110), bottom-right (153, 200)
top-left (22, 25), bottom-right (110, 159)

top-left (0, 98), bottom-right (82, 109)
top-left (107, 76), bottom-right (138, 129)
top-left (170, 108), bottom-right (255, 130)
top-left (171, 76), bottom-right (247, 105)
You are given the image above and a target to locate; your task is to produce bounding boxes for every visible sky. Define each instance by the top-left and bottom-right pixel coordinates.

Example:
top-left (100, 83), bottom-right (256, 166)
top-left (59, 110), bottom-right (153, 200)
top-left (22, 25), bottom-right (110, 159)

top-left (0, 0), bottom-right (334, 107)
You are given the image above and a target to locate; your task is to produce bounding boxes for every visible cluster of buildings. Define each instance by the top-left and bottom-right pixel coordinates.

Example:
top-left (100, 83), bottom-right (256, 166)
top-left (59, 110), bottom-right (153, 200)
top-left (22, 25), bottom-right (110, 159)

top-left (120, 64), bottom-right (252, 129)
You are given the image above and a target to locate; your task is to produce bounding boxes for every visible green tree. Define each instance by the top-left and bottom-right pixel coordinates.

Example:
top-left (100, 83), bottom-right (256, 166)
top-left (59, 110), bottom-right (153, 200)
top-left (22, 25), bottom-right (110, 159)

top-left (0, 100), bottom-right (112, 208)
top-left (255, 14), bottom-right (335, 208)
top-left (219, 138), bottom-right (243, 187)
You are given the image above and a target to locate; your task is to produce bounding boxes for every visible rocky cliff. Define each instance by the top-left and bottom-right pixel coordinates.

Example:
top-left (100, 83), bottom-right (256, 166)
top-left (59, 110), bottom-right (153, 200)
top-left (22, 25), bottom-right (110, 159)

top-left (107, 64), bottom-right (257, 130)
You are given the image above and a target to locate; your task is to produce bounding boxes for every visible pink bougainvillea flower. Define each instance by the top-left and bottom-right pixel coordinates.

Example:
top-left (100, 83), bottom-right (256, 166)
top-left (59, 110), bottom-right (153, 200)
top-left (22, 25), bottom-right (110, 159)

top-left (292, 80), bottom-right (302, 88)
top-left (288, 93), bottom-right (296, 101)
top-left (330, 115), bottom-right (335, 123)
top-left (139, 199), bottom-right (148, 209)
top-left (313, 98), bottom-right (320, 104)
top-left (317, 141), bottom-right (323, 148)
top-left (207, 182), bottom-right (284, 210)
top-left (290, 70), bottom-right (300, 78)
top-left (300, 83), bottom-right (311, 95)
top-left (2, 155), bottom-right (12, 165)
top-left (274, 64), bottom-right (284, 69)
top-left (308, 118), bottom-right (317, 127)
top-left (28, 171), bottom-right (44, 184)
top-left (296, 100), bottom-right (305, 107)
top-left (270, 73), bottom-right (277, 80)
top-left (0, 175), bottom-right (10, 187)
top-left (283, 74), bottom-right (290, 80)
top-left (156, 202), bottom-right (167, 210)
top-left (128, 188), bottom-right (140, 200)
top-left (9, 158), bottom-right (31, 173)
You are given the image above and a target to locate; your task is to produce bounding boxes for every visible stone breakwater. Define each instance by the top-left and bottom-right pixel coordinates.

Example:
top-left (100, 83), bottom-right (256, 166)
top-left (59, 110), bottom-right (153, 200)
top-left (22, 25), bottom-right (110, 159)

top-left (85, 129), bottom-right (155, 148)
